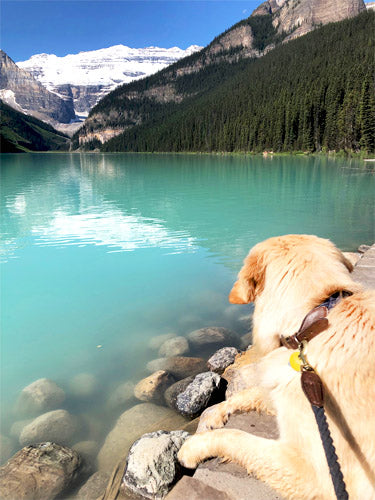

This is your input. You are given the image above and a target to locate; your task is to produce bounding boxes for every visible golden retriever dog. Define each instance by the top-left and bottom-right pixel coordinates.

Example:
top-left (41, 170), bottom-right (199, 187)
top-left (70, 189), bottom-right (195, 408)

top-left (178, 235), bottom-right (375, 499)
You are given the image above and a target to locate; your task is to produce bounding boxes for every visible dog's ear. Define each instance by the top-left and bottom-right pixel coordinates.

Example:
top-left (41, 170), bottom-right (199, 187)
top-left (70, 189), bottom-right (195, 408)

top-left (229, 250), bottom-right (264, 304)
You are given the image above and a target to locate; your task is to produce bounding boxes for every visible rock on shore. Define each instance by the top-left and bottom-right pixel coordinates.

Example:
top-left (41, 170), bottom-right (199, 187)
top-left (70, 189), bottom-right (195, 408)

top-left (0, 442), bottom-right (80, 500)
top-left (122, 430), bottom-right (189, 499)
top-left (97, 403), bottom-right (188, 472)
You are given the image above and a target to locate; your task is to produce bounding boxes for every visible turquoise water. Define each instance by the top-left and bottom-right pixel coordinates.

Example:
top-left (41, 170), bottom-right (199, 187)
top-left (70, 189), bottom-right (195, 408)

top-left (1, 153), bottom-right (374, 444)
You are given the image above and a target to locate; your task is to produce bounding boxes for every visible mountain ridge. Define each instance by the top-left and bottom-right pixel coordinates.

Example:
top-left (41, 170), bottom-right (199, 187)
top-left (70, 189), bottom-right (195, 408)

top-left (76, 0), bottom-right (366, 147)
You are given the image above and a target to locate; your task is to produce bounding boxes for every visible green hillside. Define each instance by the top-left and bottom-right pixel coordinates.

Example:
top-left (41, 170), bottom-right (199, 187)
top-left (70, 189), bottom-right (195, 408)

top-left (0, 101), bottom-right (70, 153)
top-left (101, 11), bottom-right (375, 154)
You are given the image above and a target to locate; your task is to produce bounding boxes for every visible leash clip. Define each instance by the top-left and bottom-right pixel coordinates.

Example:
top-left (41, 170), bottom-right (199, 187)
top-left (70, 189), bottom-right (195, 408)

top-left (298, 340), bottom-right (313, 372)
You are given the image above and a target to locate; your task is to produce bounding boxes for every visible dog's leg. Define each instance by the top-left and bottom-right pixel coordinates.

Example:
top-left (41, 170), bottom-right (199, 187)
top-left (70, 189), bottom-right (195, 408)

top-left (178, 429), bottom-right (330, 500)
top-left (197, 386), bottom-right (275, 433)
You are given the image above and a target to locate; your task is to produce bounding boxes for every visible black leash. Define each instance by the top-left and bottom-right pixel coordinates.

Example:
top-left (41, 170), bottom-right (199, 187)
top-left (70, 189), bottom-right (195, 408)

top-left (311, 406), bottom-right (348, 500)
top-left (281, 292), bottom-right (352, 500)
top-left (299, 340), bottom-right (349, 500)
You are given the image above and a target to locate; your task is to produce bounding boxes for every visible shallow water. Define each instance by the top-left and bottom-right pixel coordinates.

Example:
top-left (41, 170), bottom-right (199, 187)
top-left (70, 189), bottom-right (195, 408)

top-left (1, 153), bottom-right (374, 451)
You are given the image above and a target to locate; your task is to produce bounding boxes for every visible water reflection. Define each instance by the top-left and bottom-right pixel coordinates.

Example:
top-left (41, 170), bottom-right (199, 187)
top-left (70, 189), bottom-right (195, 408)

top-left (1, 153), bottom-right (374, 265)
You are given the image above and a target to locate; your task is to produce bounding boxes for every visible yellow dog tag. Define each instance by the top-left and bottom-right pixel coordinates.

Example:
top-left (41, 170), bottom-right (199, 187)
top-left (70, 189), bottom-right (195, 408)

top-left (289, 351), bottom-right (302, 372)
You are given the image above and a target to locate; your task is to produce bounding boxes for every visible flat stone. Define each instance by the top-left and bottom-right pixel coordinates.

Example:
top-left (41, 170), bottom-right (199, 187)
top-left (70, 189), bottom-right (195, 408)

top-left (122, 430), bottom-right (189, 499)
top-left (107, 381), bottom-right (136, 409)
top-left (0, 442), bottom-right (80, 500)
top-left (97, 403), bottom-right (188, 472)
top-left (16, 378), bottom-right (65, 417)
top-left (352, 244), bottom-right (375, 289)
top-left (207, 347), bottom-right (239, 374)
top-left (134, 370), bottom-right (175, 404)
top-left (77, 471), bottom-right (110, 500)
top-left (176, 372), bottom-right (226, 418)
top-left (191, 412), bottom-right (281, 500)
top-left (187, 327), bottom-right (241, 350)
top-left (148, 333), bottom-right (177, 351)
top-left (19, 409), bottom-right (78, 447)
top-left (164, 376), bottom-right (195, 410)
top-left (166, 476), bottom-right (232, 500)
top-left (159, 336), bottom-right (189, 357)
top-left (146, 357), bottom-right (207, 380)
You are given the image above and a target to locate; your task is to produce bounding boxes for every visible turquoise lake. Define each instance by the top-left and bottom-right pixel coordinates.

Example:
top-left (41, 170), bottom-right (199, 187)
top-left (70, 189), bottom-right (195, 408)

top-left (1, 153), bottom-right (374, 445)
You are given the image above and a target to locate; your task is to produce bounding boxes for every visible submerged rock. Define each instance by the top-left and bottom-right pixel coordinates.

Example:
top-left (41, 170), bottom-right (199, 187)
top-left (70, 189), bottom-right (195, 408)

top-left (16, 378), bottom-right (65, 416)
top-left (187, 327), bottom-right (241, 350)
top-left (72, 440), bottom-right (99, 471)
top-left (97, 403), bottom-right (188, 472)
top-left (164, 376), bottom-right (195, 410)
top-left (9, 420), bottom-right (32, 440)
top-left (69, 373), bottom-right (97, 398)
top-left (134, 370), bottom-right (175, 405)
top-left (176, 372), bottom-right (227, 418)
top-left (77, 471), bottom-right (110, 500)
top-left (207, 347), bottom-right (239, 374)
top-left (122, 430), bottom-right (189, 499)
top-left (149, 333), bottom-right (177, 351)
top-left (19, 409), bottom-right (78, 447)
top-left (159, 336), bottom-right (190, 357)
top-left (107, 381), bottom-right (136, 409)
top-left (0, 442), bottom-right (80, 500)
top-left (146, 356), bottom-right (207, 380)
top-left (0, 435), bottom-right (15, 465)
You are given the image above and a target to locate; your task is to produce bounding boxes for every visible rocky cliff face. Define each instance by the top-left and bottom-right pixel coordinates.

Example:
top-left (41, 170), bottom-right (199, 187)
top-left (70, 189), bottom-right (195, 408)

top-left (0, 51), bottom-right (75, 125)
top-left (266, 0), bottom-right (366, 40)
top-left (77, 0), bottom-right (366, 146)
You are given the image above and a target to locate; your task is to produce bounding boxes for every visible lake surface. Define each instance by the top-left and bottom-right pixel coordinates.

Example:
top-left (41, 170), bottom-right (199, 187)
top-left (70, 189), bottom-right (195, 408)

top-left (1, 153), bottom-right (374, 451)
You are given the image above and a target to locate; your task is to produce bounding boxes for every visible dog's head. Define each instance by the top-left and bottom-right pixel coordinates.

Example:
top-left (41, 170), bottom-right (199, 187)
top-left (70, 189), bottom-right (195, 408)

top-left (229, 234), bottom-right (355, 305)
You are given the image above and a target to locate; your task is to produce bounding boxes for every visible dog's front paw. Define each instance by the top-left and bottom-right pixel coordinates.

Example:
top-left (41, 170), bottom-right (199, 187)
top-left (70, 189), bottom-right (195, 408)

top-left (196, 404), bottom-right (229, 433)
top-left (178, 435), bottom-right (206, 469)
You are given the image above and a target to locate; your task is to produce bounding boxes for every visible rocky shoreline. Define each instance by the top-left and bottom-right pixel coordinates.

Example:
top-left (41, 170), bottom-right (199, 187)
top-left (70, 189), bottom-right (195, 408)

top-left (0, 244), bottom-right (373, 500)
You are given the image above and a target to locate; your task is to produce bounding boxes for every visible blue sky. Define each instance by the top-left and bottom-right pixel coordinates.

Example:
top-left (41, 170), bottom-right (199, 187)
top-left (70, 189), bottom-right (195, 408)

top-left (1, 1), bottom-right (260, 62)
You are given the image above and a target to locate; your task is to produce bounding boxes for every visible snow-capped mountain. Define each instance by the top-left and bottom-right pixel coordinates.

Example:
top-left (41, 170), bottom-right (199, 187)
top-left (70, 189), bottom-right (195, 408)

top-left (17, 45), bottom-right (202, 119)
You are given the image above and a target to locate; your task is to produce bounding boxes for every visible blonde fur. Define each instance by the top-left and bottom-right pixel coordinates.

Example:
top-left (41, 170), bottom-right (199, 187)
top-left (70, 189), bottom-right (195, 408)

top-left (179, 235), bottom-right (375, 500)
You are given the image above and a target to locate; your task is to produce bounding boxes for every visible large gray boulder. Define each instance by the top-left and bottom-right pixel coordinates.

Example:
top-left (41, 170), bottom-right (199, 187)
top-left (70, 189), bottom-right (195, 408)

top-left (164, 376), bottom-right (195, 410)
top-left (207, 347), bottom-right (239, 374)
top-left (97, 403), bottom-right (188, 472)
top-left (176, 372), bottom-right (227, 418)
top-left (187, 327), bottom-right (241, 350)
top-left (122, 430), bottom-right (189, 499)
top-left (16, 378), bottom-right (65, 416)
top-left (146, 356), bottom-right (207, 380)
top-left (159, 336), bottom-right (189, 357)
top-left (19, 409), bottom-right (78, 447)
top-left (0, 442), bottom-right (80, 500)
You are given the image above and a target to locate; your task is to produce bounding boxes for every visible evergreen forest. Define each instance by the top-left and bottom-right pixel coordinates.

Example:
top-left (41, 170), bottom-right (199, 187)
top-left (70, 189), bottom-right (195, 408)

top-left (99, 11), bottom-right (375, 155)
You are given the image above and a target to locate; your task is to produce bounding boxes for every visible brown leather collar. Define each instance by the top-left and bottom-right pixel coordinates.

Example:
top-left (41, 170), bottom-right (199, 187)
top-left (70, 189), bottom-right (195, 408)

top-left (281, 291), bottom-right (352, 350)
